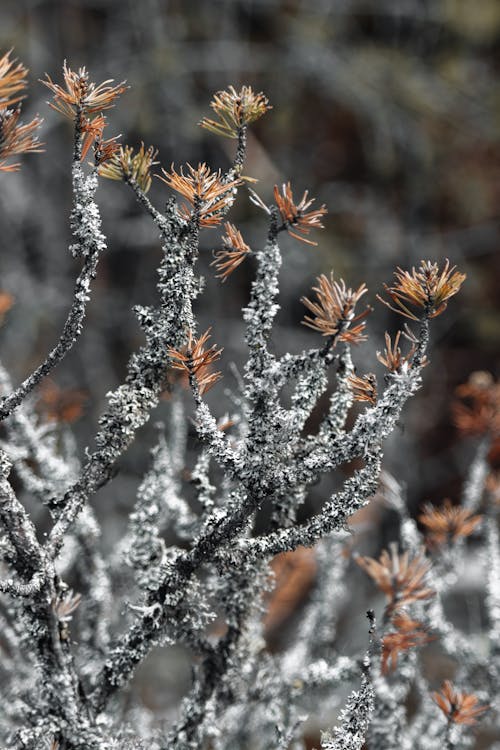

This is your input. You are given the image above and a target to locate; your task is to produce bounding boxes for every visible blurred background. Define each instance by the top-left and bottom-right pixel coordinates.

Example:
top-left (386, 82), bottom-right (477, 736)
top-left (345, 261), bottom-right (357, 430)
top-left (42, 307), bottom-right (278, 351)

top-left (0, 1), bottom-right (499, 735)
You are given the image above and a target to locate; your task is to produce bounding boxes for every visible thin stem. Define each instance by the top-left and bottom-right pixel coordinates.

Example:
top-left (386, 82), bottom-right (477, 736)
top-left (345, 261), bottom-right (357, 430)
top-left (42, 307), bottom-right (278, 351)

top-left (0, 247), bottom-right (101, 422)
top-left (0, 115), bottom-right (105, 422)
top-left (412, 313), bottom-right (430, 369)
top-left (125, 174), bottom-right (174, 234)
top-left (233, 125), bottom-right (247, 174)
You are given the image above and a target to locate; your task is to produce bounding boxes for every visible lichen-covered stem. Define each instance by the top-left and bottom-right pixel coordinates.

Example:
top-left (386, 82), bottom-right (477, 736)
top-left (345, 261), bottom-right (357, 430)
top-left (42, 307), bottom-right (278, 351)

top-left (0, 162), bottom-right (106, 422)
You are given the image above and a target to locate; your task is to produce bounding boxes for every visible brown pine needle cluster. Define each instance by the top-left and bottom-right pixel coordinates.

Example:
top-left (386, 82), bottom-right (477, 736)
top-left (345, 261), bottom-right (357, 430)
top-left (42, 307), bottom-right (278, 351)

top-left (158, 162), bottom-right (241, 227)
top-left (100, 143), bottom-right (159, 193)
top-left (0, 50), bottom-right (43, 172)
top-left (168, 328), bottom-right (223, 394)
top-left (301, 273), bottom-right (370, 344)
top-left (211, 222), bottom-right (251, 281)
top-left (356, 545), bottom-right (435, 617)
top-left (376, 330), bottom-right (418, 373)
top-left (274, 182), bottom-right (327, 245)
top-left (452, 371), bottom-right (500, 437)
top-left (200, 85), bottom-right (271, 138)
top-left (42, 62), bottom-right (127, 120)
top-left (418, 499), bottom-right (482, 548)
top-left (0, 108), bottom-right (43, 172)
top-left (432, 681), bottom-right (488, 726)
top-left (381, 612), bottom-right (432, 674)
top-left (377, 260), bottom-right (466, 321)
top-left (42, 63), bottom-right (125, 165)
top-left (0, 50), bottom-right (28, 109)
top-left (347, 373), bottom-right (377, 405)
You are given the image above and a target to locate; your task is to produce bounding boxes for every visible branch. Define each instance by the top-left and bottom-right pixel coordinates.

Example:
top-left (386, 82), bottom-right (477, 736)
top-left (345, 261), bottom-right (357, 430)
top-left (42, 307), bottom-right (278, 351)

top-left (231, 449), bottom-right (382, 562)
top-left (0, 161), bottom-right (106, 422)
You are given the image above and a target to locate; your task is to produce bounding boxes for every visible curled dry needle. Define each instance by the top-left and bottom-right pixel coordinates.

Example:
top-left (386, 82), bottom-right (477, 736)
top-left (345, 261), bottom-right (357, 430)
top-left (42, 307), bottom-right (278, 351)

top-left (80, 114), bottom-right (120, 165)
top-left (381, 612), bottom-right (432, 674)
top-left (93, 133), bottom-right (121, 167)
top-left (418, 499), bottom-right (482, 548)
top-left (301, 273), bottom-right (371, 344)
top-left (100, 143), bottom-right (159, 193)
top-left (377, 260), bottom-right (465, 321)
top-left (274, 182), bottom-right (327, 245)
top-left (80, 114), bottom-right (107, 160)
top-left (200, 85), bottom-right (271, 138)
top-left (0, 50), bottom-right (28, 109)
top-left (158, 162), bottom-right (241, 227)
top-left (432, 681), bottom-right (488, 726)
top-left (212, 222), bottom-right (251, 281)
top-left (347, 373), bottom-right (377, 405)
top-left (356, 544), bottom-right (435, 617)
top-left (168, 328), bottom-right (223, 395)
top-left (42, 61), bottom-right (127, 120)
top-left (452, 371), bottom-right (500, 437)
top-left (79, 114), bottom-right (120, 165)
